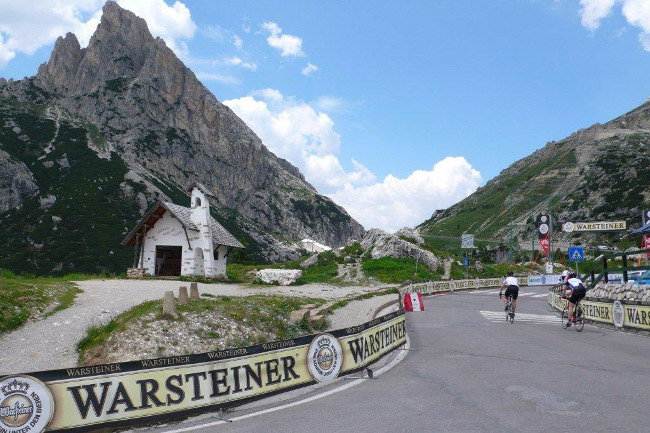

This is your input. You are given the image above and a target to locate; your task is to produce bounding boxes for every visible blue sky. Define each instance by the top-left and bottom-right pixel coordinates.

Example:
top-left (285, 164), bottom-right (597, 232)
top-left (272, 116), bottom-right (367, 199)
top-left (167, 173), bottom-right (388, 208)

top-left (1, 0), bottom-right (650, 230)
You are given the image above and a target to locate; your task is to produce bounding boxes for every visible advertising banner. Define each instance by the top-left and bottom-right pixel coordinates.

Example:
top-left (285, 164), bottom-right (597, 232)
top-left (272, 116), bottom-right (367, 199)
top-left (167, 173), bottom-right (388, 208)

top-left (562, 221), bottom-right (627, 232)
top-left (528, 275), bottom-right (561, 286)
top-left (0, 311), bottom-right (406, 433)
top-left (548, 290), bottom-right (650, 330)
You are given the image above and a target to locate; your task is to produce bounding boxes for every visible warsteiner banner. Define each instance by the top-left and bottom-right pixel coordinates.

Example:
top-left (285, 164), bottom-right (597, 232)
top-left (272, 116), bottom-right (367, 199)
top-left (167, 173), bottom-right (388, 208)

top-left (0, 310), bottom-right (406, 433)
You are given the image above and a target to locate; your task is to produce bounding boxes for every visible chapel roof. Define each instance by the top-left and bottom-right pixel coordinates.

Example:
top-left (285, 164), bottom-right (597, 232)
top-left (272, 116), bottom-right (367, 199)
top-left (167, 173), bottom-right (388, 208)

top-left (121, 201), bottom-right (244, 248)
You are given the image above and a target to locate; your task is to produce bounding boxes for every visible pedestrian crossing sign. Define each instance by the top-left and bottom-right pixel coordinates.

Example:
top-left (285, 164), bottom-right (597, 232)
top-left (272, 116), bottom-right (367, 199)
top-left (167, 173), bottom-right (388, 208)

top-left (569, 247), bottom-right (584, 262)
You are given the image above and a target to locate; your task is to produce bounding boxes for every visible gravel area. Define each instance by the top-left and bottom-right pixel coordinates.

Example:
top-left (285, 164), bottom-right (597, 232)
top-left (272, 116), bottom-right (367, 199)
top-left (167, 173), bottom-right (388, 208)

top-left (0, 279), bottom-right (390, 374)
top-left (327, 293), bottom-right (400, 331)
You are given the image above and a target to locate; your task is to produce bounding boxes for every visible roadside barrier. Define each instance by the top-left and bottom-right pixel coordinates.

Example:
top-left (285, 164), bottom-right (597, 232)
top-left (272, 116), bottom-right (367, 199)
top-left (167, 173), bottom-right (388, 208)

top-left (398, 276), bottom-right (532, 299)
top-left (548, 287), bottom-right (650, 331)
top-left (0, 310), bottom-right (406, 433)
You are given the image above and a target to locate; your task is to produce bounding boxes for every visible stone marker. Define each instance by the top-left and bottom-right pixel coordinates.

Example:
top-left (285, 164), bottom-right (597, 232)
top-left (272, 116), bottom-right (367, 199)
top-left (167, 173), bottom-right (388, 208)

top-left (178, 286), bottom-right (189, 305)
top-left (189, 282), bottom-right (200, 301)
top-left (162, 291), bottom-right (177, 318)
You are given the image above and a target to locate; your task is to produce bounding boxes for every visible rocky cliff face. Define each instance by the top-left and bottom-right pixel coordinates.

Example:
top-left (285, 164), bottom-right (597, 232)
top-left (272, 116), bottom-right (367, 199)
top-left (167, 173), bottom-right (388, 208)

top-left (0, 1), bottom-right (363, 274)
top-left (418, 100), bottom-right (650, 249)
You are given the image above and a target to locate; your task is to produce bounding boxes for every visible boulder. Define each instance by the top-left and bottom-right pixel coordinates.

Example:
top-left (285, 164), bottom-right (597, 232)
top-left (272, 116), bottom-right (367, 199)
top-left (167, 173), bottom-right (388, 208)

top-left (474, 260), bottom-right (484, 272)
top-left (289, 309), bottom-right (310, 323)
top-left (361, 229), bottom-right (441, 271)
top-left (300, 253), bottom-right (319, 269)
top-left (256, 269), bottom-right (303, 286)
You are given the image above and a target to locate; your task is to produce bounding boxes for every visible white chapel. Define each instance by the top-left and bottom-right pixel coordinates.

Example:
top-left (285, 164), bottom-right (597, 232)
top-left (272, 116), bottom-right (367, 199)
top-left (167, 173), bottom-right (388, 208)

top-left (122, 182), bottom-right (243, 277)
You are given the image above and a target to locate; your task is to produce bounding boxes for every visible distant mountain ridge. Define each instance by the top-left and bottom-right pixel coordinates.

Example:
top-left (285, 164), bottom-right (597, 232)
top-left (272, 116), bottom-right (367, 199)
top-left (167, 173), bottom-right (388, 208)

top-left (418, 100), bottom-right (650, 248)
top-left (0, 1), bottom-right (363, 274)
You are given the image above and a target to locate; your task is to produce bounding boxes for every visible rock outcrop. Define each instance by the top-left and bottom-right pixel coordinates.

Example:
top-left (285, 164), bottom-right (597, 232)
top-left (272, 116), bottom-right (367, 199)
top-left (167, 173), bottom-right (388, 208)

top-left (0, 149), bottom-right (38, 212)
top-left (361, 229), bottom-right (442, 272)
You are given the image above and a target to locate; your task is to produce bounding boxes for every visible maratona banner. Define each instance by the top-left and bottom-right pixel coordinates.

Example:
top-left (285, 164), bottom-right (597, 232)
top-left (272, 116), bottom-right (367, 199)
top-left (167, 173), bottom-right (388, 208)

top-left (0, 310), bottom-right (407, 433)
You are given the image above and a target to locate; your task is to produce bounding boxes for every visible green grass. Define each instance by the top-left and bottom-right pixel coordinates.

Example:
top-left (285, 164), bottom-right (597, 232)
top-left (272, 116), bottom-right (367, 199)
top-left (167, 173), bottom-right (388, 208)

top-left (76, 294), bottom-right (328, 363)
top-left (0, 271), bottom-right (82, 334)
top-left (361, 257), bottom-right (439, 284)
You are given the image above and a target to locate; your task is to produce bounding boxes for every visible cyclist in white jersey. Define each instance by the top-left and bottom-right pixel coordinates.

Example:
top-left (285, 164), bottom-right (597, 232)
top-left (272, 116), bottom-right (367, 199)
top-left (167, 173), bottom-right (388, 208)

top-left (500, 272), bottom-right (520, 315)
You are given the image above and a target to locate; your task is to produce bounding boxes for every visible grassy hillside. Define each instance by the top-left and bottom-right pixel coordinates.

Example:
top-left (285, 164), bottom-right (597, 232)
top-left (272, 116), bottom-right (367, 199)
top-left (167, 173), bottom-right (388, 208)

top-left (419, 103), bottom-right (650, 251)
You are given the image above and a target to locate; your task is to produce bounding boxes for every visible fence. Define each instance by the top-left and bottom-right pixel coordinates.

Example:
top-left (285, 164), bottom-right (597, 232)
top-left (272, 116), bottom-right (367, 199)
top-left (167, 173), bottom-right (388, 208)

top-left (399, 276), bottom-right (530, 298)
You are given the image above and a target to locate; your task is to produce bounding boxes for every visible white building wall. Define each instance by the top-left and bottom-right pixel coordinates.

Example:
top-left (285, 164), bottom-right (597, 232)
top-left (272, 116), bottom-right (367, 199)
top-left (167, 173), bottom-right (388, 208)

top-left (141, 212), bottom-right (193, 276)
top-left (189, 187), bottom-right (218, 277)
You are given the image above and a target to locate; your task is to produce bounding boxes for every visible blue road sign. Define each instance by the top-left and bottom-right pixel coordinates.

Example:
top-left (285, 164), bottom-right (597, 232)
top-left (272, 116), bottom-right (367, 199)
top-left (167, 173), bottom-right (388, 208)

top-left (463, 256), bottom-right (469, 267)
top-left (569, 247), bottom-right (585, 262)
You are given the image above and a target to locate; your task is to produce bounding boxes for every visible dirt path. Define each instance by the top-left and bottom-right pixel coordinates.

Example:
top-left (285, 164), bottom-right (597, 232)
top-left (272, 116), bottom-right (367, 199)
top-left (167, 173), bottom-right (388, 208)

top-left (0, 279), bottom-right (389, 374)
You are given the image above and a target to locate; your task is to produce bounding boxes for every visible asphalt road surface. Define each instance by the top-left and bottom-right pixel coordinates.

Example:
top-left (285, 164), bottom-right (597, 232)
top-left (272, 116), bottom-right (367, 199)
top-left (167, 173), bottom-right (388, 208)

top-left (145, 285), bottom-right (650, 433)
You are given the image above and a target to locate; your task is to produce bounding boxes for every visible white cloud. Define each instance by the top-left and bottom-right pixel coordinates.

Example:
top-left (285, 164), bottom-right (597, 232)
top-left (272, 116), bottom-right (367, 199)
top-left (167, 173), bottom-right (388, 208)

top-left (301, 62), bottom-right (318, 76)
top-left (329, 157), bottom-right (482, 231)
top-left (225, 56), bottom-right (257, 71)
top-left (580, 0), bottom-right (650, 51)
top-left (195, 71), bottom-right (240, 84)
top-left (0, 0), bottom-right (196, 68)
top-left (261, 22), bottom-right (305, 57)
top-left (224, 90), bottom-right (482, 231)
top-left (232, 34), bottom-right (243, 49)
top-left (252, 88), bottom-right (284, 103)
top-left (579, 0), bottom-right (618, 30)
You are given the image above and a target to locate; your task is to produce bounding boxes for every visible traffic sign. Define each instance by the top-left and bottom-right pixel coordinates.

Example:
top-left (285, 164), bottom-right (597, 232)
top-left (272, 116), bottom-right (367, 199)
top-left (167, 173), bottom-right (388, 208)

top-left (569, 247), bottom-right (585, 262)
top-left (463, 256), bottom-right (469, 267)
top-left (461, 234), bottom-right (474, 249)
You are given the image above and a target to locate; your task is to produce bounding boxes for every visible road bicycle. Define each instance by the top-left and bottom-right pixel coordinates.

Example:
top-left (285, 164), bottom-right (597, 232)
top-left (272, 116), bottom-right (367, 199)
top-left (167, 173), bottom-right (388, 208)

top-left (561, 298), bottom-right (584, 332)
top-left (504, 294), bottom-right (514, 324)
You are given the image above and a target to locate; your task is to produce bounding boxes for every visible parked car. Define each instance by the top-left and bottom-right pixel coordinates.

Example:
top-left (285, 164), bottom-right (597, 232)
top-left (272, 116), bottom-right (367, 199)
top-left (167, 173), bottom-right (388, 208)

top-left (633, 270), bottom-right (650, 285)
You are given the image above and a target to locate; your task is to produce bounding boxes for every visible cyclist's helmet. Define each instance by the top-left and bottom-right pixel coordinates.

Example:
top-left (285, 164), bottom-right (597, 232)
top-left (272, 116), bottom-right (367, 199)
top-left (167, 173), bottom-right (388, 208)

top-left (507, 271), bottom-right (514, 277)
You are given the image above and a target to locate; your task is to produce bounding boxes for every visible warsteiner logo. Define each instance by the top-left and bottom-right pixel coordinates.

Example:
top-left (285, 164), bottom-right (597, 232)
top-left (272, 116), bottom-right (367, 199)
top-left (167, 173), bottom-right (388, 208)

top-left (613, 301), bottom-right (624, 328)
top-left (0, 376), bottom-right (53, 433)
top-left (307, 334), bottom-right (342, 383)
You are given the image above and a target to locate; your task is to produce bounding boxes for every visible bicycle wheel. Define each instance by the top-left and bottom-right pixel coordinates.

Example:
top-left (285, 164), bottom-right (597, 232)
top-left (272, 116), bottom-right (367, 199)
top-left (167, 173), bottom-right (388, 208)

top-left (575, 308), bottom-right (584, 332)
top-left (561, 307), bottom-right (569, 329)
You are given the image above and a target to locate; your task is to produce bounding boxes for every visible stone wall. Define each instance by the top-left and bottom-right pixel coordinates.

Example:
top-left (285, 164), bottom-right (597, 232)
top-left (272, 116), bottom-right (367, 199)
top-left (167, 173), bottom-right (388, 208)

top-left (127, 268), bottom-right (148, 279)
top-left (587, 282), bottom-right (650, 303)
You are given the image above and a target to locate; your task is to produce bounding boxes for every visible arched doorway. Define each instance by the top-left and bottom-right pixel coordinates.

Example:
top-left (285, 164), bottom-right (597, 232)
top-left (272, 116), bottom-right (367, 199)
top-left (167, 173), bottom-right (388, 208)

top-left (194, 247), bottom-right (205, 276)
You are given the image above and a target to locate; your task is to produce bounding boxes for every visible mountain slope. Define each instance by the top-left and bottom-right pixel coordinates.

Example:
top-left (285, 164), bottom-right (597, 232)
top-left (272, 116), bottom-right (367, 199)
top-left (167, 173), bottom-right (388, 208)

top-left (418, 101), bottom-right (650, 249)
top-left (0, 2), bottom-right (364, 274)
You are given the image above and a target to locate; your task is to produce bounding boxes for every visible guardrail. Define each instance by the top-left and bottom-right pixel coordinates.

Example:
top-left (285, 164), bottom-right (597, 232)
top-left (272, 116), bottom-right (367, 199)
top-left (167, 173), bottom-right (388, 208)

top-left (399, 276), bottom-right (531, 297)
top-left (548, 286), bottom-right (650, 331)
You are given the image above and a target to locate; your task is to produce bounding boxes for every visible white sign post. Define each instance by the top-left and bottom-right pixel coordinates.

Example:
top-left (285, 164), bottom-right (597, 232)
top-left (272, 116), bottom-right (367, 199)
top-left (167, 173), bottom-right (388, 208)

top-left (461, 234), bottom-right (475, 249)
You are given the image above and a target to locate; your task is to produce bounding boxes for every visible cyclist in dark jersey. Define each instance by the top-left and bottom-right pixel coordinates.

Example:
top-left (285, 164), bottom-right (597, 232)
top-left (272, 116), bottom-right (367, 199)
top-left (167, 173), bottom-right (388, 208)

top-left (563, 273), bottom-right (586, 327)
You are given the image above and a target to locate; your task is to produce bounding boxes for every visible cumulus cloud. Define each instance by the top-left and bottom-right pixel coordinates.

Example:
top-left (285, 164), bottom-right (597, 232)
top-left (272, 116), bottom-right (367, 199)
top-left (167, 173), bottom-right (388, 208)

top-left (0, 0), bottom-right (196, 68)
top-left (580, 0), bottom-right (618, 30)
top-left (261, 22), bottom-right (305, 57)
top-left (581, 0), bottom-right (650, 51)
top-left (225, 90), bottom-right (482, 230)
top-left (330, 157), bottom-right (482, 231)
top-left (301, 62), bottom-right (318, 76)
top-left (225, 56), bottom-right (257, 71)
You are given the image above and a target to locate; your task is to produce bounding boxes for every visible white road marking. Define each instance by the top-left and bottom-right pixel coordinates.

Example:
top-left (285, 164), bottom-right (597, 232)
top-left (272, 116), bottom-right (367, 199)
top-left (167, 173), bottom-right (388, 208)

top-left (480, 311), bottom-right (559, 325)
top-left (159, 337), bottom-right (411, 433)
top-left (532, 294), bottom-right (548, 298)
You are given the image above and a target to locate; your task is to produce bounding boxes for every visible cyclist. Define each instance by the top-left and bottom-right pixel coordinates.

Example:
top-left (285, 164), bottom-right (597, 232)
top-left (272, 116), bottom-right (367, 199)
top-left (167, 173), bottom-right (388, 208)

top-left (563, 273), bottom-right (586, 327)
top-left (500, 272), bottom-right (519, 316)
top-left (560, 269), bottom-right (570, 283)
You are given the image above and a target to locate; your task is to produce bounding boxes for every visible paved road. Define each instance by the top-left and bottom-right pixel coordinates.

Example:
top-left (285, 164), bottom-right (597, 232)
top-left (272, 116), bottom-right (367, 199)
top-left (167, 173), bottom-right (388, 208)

top-left (147, 285), bottom-right (650, 432)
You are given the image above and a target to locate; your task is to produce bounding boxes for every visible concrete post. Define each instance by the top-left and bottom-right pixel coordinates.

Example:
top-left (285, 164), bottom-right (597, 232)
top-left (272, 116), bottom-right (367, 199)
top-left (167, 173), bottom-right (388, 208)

top-left (189, 282), bottom-right (200, 301)
top-left (178, 286), bottom-right (189, 305)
